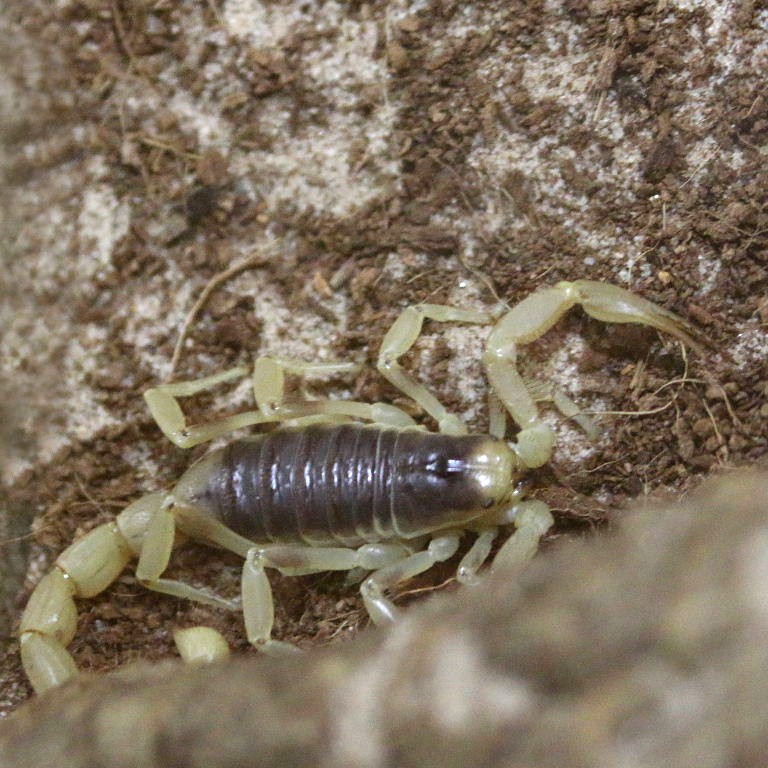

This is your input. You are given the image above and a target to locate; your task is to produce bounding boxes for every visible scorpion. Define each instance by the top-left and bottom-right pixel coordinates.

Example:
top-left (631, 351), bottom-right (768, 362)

top-left (19, 280), bottom-right (701, 694)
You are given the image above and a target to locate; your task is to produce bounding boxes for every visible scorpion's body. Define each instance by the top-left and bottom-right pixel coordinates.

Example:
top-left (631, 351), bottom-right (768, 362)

top-left (19, 280), bottom-right (704, 695)
top-left (182, 423), bottom-right (514, 546)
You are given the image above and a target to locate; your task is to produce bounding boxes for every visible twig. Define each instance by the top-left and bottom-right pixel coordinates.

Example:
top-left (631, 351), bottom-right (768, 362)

top-left (168, 251), bottom-right (273, 378)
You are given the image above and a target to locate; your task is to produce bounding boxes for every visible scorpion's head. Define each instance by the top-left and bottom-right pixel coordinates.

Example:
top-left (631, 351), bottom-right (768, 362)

top-left (393, 432), bottom-right (518, 536)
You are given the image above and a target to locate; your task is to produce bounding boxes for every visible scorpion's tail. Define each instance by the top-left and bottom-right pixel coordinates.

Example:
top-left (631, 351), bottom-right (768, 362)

top-left (18, 493), bottom-right (165, 693)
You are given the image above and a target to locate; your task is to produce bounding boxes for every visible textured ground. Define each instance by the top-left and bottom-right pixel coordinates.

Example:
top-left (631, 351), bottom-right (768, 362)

top-left (1, 0), bottom-right (766, 717)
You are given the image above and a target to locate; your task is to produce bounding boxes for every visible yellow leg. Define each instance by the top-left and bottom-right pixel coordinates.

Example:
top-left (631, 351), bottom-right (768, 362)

top-left (145, 357), bottom-right (417, 449)
top-left (483, 280), bottom-right (701, 468)
top-left (377, 304), bottom-right (493, 434)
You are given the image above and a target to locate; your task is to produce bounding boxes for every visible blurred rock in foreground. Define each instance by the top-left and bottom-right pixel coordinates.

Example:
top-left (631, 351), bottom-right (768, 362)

top-left (2, 468), bottom-right (767, 768)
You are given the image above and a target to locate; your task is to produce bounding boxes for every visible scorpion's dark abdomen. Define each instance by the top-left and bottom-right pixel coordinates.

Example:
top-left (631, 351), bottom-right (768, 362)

top-left (191, 423), bottom-right (512, 546)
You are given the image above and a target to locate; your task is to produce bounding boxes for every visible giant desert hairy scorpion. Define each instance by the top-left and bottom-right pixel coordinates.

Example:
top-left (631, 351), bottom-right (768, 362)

top-left (20, 279), bottom-right (701, 694)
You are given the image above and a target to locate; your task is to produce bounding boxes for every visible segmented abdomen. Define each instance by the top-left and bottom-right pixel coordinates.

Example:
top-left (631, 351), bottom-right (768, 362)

top-left (195, 423), bottom-right (498, 546)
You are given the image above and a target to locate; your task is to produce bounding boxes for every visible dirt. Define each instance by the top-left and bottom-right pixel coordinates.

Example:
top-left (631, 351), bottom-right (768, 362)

top-left (1, 0), bottom-right (766, 715)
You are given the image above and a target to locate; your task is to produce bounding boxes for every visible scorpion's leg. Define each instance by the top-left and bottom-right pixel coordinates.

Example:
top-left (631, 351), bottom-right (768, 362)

top-left (239, 540), bottom-right (430, 650)
top-left (144, 366), bottom-right (272, 448)
top-left (484, 280), bottom-right (701, 468)
top-left (360, 533), bottom-right (461, 623)
top-left (491, 500), bottom-right (554, 573)
top-left (145, 359), bottom-right (417, 449)
top-left (378, 304), bottom-right (493, 435)
top-left (133, 499), bottom-right (241, 610)
top-left (241, 549), bottom-right (301, 656)
top-left (240, 545), bottom-right (364, 655)
top-left (250, 356), bottom-right (417, 428)
top-left (456, 527), bottom-right (498, 585)
top-left (456, 500), bottom-right (554, 589)
top-left (526, 379), bottom-right (600, 440)
top-left (145, 363), bottom-right (351, 449)
top-left (488, 384), bottom-right (599, 441)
